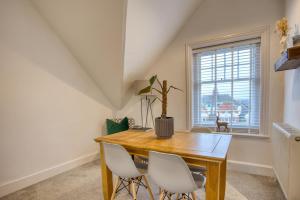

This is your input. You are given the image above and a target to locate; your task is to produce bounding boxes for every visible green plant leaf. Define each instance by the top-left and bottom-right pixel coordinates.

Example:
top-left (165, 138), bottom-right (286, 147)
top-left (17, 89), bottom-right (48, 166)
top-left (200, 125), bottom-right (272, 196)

top-left (138, 86), bottom-right (151, 95)
top-left (149, 75), bottom-right (157, 86)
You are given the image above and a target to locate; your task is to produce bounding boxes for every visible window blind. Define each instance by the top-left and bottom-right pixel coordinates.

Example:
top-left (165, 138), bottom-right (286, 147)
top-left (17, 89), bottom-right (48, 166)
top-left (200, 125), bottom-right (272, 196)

top-left (192, 38), bottom-right (261, 134)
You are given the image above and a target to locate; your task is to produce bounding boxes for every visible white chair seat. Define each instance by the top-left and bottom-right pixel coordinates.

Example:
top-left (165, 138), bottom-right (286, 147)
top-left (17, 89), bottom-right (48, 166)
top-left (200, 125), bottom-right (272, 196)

top-left (103, 142), bottom-right (141, 178)
top-left (149, 151), bottom-right (205, 199)
top-left (102, 142), bottom-right (154, 200)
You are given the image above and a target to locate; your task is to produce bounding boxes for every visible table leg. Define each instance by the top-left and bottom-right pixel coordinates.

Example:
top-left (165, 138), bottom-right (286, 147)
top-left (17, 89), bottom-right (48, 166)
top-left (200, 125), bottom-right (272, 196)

top-left (100, 143), bottom-right (113, 200)
top-left (206, 161), bottom-right (226, 200)
top-left (219, 158), bottom-right (227, 200)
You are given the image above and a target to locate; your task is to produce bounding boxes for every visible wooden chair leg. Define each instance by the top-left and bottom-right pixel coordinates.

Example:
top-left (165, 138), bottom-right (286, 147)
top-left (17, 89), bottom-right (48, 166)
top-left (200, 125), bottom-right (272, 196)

top-left (127, 178), bottom-right (131, 194)
top-left (142, 175), bottom-right (154, 200)
top-left (159, 189), bottom-right (164, 200)
top-left (131, 180), bottom-right (137, 200)
top-left (111, 177), bottom-right (120, 200)
top-left (191, 192), bottom-right (197, 200)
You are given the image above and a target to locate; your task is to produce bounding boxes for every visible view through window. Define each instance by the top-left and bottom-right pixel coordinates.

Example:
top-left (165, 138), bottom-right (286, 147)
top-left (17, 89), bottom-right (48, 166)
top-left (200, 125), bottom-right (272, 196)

top-left (192, 38), bottom-right (261, 134)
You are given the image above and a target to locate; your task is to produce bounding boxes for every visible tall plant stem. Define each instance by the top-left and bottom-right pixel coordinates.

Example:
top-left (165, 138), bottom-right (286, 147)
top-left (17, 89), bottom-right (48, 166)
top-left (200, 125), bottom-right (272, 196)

top-left (161, 80), bottom-right (167, 118)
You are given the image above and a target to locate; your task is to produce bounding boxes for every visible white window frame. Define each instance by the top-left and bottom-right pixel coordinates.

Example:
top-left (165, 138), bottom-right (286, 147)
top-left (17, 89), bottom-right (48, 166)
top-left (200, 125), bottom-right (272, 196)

top-left (186, 27), bottom-right (270, 137)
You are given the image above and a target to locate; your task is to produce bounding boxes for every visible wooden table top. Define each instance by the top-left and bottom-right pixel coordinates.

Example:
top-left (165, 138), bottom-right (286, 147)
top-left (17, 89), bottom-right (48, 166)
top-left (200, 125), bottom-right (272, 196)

top-left (95, 130), bottom-right (232, 161)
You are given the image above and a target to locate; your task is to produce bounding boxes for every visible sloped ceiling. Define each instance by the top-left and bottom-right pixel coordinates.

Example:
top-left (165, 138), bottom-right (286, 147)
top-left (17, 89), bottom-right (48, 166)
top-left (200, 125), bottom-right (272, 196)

top-left (123, 0), bottom-right (202, 90)
top-left (32, 0), bottom-right (126, 109)
top-left (31, 0), bottom-right (202, 109)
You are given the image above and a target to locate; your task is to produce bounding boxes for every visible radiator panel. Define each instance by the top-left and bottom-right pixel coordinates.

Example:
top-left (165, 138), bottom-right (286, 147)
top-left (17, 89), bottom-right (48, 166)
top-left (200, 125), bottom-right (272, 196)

top-left (272, 123), bottom-right (300, 200)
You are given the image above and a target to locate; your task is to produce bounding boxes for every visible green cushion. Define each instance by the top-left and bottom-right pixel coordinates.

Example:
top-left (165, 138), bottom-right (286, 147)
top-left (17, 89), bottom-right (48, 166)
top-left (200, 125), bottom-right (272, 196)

top-left (106, 117), bottom-right (129, 135)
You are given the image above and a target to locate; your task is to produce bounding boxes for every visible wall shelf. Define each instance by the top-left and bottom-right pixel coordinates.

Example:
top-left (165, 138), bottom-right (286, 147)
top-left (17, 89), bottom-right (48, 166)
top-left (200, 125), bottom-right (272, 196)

top-left (274, 46), bottom-right (300, 72)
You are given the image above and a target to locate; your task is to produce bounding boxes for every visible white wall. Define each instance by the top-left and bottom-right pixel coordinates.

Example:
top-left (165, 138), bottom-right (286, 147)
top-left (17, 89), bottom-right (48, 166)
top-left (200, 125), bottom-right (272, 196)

top-left (284, 0), bottom-right (300, 130)
top-left (32, 0), bottom-right (127, 109)
top-left (119, 0), bottom-right (285, 173)
top-left (0, 0), bottom-right (112, 197)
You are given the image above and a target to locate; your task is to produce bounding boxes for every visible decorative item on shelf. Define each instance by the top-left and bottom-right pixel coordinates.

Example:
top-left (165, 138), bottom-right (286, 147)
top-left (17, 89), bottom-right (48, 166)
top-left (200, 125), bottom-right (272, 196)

top-left (216, 112), bottom-right (229, 132)
top-left (293, 24), bottom-right (300, 47)
top-left (275, 17), bottom-right (289, 54)
top-left (138, 75), bottom-right (182, 138)
top-left (274, 23), bottom-right (300, 72)
top-left (293, 35), bottom-right (300, 46)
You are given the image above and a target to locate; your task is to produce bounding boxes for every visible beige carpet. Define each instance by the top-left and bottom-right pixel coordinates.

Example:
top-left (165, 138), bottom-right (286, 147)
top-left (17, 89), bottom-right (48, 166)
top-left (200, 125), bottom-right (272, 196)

top-left (1, 160), bottom-right (285, 200)
top-left (114, 179), bottom-right (247, 200)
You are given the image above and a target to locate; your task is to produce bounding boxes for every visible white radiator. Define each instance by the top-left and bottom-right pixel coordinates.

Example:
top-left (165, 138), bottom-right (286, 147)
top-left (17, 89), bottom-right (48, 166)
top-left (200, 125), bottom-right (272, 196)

top-left (272, 123), bottom-right (300, 200)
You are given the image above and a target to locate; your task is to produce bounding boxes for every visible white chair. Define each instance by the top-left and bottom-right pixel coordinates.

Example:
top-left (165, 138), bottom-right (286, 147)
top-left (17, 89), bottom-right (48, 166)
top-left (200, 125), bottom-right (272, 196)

top-left (148, 151), bottom-right (206, 200)
top-left (102, 142), bottom-right (154, 200)
top-left (105, 118), bottom-right (148, 170)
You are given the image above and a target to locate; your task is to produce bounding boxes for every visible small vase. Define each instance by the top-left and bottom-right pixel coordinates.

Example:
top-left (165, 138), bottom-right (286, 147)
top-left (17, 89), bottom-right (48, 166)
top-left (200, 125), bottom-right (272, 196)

top-left (155, 117), bottom-right (174, 139)
top-left (293, 35), bottom-right (300, 47)
top-left (280, 35), bottom-right (288, 54)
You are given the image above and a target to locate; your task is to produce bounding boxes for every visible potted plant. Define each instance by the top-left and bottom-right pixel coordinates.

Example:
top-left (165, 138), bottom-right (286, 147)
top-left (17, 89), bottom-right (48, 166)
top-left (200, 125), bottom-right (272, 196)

top-left (138, 75), bottom-right (182, 138)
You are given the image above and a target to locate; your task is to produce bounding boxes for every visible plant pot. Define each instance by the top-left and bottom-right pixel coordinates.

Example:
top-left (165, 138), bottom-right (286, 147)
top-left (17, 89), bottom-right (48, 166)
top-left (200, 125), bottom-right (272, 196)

top-left (155, 117), bottom-right (174, 138)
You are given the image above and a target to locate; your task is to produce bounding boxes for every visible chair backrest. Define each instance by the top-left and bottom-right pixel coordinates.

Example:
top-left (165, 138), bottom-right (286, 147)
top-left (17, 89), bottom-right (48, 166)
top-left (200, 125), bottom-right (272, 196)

top-left (148, 151), bottom-right (197, 193)
top-left (102, 142), bottom-right (140, 178)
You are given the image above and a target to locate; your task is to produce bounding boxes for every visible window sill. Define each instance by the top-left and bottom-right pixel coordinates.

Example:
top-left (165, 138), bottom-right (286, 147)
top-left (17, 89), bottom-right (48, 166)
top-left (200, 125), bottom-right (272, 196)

top-left (213, 132), bottom-right (270, 139)
top-left (190, 128), bottom-right (270, 139)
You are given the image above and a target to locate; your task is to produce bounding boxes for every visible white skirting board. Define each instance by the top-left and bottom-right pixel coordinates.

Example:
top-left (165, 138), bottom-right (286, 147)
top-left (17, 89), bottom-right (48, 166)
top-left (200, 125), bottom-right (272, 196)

top-left (0, 152), bottom-right (99, 198)
top-left (228, 160), bottom-right (274, 177)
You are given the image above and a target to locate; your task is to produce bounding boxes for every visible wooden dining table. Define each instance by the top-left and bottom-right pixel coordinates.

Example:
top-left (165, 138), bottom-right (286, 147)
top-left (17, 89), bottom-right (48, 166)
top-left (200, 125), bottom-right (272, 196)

top-left (94, 130), bottom-right (232, 200)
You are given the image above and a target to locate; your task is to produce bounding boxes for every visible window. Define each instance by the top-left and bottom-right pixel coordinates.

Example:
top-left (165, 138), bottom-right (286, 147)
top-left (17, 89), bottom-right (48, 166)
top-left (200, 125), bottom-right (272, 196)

top-left (191, 38), bottom-right (262, 134)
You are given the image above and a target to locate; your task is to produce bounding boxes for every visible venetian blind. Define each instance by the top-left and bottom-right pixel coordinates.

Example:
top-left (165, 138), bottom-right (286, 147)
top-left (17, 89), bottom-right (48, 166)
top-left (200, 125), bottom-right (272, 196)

top-left (192, 38), bottom-right (261, 134)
